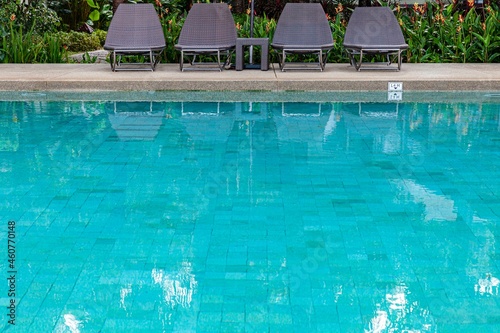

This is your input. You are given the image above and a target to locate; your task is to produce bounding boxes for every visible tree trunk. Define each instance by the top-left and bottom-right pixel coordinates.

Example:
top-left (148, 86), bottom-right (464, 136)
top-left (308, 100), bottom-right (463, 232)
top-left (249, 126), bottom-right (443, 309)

top-left (232, 0), bottom-right (246, 14)
top-left (358, 0), bottom-right (372, 6)
top-left (113, 0), bottom-right (126, 13)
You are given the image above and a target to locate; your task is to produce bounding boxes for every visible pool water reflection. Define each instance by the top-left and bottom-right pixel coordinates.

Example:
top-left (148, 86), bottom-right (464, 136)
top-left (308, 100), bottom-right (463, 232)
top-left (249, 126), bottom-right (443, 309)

top-left (0, 96), bottom-right (499, 333)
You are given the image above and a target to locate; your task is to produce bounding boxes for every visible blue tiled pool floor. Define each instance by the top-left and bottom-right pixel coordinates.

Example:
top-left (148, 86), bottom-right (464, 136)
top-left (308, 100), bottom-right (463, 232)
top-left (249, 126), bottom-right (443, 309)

top-left (1, 96), bottom-right (499, 332)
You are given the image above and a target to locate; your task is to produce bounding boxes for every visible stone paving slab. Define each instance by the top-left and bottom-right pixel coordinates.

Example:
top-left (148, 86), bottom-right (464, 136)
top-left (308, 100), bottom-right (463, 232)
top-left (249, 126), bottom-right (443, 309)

top-left (0, 63), bottom-right (499, 92)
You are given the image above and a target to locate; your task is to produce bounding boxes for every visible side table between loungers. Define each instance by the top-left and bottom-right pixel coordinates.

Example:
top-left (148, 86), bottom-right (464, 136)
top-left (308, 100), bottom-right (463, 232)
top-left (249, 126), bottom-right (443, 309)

top-left (235, 38), bottom-right (269, 71)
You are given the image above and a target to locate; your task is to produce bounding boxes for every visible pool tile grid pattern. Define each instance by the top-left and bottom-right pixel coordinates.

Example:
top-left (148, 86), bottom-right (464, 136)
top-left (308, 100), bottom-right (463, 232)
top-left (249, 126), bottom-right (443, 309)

top-left (0, 97), bottom-right (499, 332)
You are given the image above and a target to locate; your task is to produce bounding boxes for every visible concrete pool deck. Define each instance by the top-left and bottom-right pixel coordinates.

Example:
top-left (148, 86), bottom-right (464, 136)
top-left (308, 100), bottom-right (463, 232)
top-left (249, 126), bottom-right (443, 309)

top-left (0, 63), bottom-right (499, 92)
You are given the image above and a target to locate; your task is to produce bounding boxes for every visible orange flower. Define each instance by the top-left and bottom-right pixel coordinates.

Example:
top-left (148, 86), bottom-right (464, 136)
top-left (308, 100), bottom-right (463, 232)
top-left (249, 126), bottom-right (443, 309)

top-left (246, 8), bottom-right (251, 15)
top-left (10, 14), bottom-right (15, 21)
top-left (236, 22), bottom-right (241, 30)
top-left (458, 14), bottom-right (464, 23)
top-left (413, 4), bottom-right (426, 15)
top-left (434, 13), bottom-right (444, 24)
top-left (335, 3), bottom-right (343, 14)
top-left (467, 0), bottom-right (474, 7)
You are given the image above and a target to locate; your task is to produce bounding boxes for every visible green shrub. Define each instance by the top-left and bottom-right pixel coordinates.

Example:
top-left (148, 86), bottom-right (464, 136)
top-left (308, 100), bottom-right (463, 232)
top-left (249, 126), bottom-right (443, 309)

top-left (56, 31), bottom-right (102, 52)
top-left (93, 29), bottom-right (107, 47)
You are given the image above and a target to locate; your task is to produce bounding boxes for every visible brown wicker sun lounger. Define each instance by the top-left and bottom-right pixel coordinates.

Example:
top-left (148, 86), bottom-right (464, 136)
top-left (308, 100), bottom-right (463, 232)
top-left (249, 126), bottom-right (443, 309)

top-left (271, 3), bottom-right (334, 71)
top-left (104, 3), bottom-right (166, 71)
top-left (175, 3), bottom-right (237, 71)
top-left (343, 7), bottom-right (408, 71)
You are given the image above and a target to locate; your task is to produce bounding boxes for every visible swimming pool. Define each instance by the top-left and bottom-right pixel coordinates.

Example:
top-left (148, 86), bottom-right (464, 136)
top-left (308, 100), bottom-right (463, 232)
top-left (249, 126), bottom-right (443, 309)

top-left (1, 91), bottom-right (499, 333)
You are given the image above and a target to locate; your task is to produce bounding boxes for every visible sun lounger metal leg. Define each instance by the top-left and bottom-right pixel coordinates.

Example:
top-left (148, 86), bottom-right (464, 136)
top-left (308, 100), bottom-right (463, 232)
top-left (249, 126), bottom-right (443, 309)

top-left (280, 50), bottom-right (286, 71)
top-left (356, 50), bottom-right (363, 71)
top-left (279, 48), bottom-right (329, 71)
top-left (347, 50), bottom-right (360, 71)
top-left (179, 51), bottom-right (184, 71)
top-left (110, 51), bottom-right (116, 71)
top-left (347, 46), bottom-right (404, 71)
top-left (217, 50), bottom-right (222, 71)
top-left (318, 50), bottom-right (330, 71)
top-left (179, 49), bottom-right (232, 71)
top-left (149, 50), bottom-right (154, 71)
top-left (223, 50), bottom-right (233, 70)
top-left (398, 50), bottom-right (402, 71)
top-left (152, 50), bottom-right (163, 71)
top-left (319, 50), bottom-right (324, 71)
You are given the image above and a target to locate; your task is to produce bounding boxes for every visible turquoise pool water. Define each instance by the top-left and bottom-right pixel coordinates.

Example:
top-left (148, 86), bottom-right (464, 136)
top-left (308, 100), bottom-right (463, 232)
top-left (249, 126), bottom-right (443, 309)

top-left (0, 92), bottom-right (499, 333)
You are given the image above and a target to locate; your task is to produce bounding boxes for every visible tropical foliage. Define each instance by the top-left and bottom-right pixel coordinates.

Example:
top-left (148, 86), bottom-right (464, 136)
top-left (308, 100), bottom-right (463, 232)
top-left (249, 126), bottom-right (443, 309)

top-left (1, 22), bottom-right (67, 63)
top-left (396, 1), bottom-right (500, 63)
top-left (0, 0), bottom-right (61, 34)
top-left (0, 0), bottom-right (499, 64)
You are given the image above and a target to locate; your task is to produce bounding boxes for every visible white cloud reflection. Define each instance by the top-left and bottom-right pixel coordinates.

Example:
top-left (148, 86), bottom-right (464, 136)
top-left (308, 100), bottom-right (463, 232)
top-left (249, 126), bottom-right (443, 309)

top-left (53, 313), bottom-right (83, 333)
top-left (365, 284), bottom-right (436, 333)
top-left (365, 307), bottom-right (391, 333)
top-left (393, 179), bottom-right (457, 222)
top-left (120, 283), bottom-right (133, 311)
top-left (475, 273), bottom-right (500, 296)
top-left (151, 262), bottom-right (197, 309)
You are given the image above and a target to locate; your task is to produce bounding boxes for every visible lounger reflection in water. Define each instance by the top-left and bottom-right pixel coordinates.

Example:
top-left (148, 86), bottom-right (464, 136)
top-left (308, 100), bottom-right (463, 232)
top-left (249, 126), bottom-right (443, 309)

top-left (275, 102), bottom-right (338, 144)
top-left (180, 102), bottom-right (235, 143)
top-left (343, 7), bottom-right (408, 71)
top-left (108, 102), bottom-right (164, 141)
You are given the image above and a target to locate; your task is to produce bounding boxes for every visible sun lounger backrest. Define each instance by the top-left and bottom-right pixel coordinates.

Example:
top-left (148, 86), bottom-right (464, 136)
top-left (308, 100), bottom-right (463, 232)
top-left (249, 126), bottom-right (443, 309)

top-left (177, 3), bottom-right (237, 49)
top-left (272, 3), bottom-right (333, 48)
top-left (344, 7), bottom-right (406, 49)
top-left (104, 3), bottom-right (166, 51)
